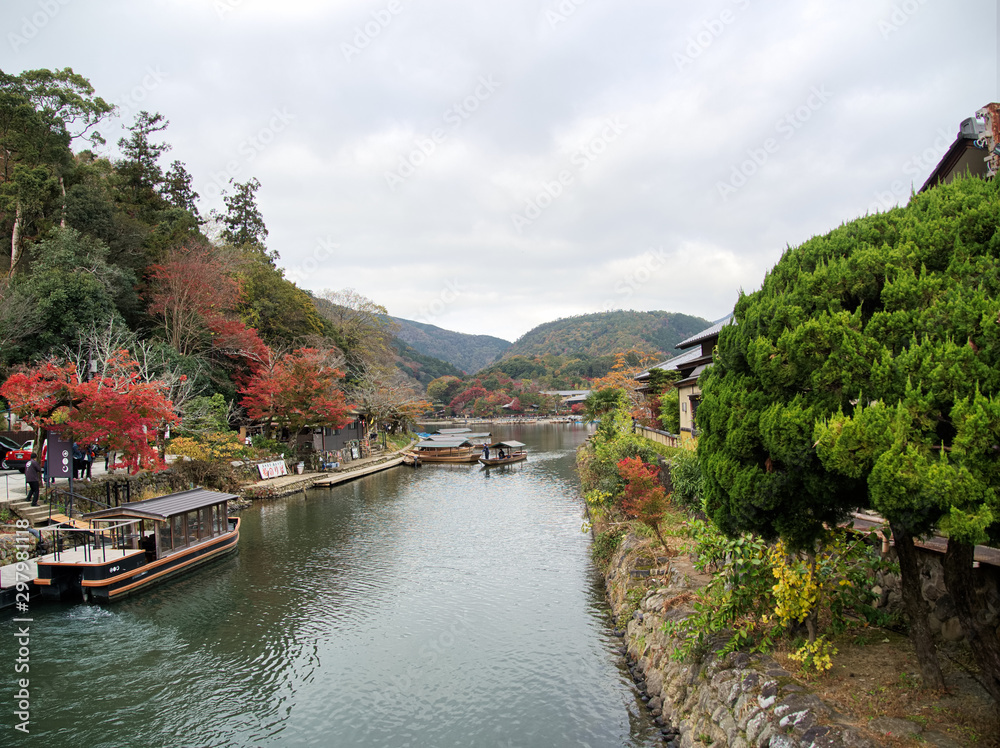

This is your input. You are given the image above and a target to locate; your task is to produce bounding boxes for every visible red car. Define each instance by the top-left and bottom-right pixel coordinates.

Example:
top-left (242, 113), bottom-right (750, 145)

top-left (3, 439), bottom-right (35, 472)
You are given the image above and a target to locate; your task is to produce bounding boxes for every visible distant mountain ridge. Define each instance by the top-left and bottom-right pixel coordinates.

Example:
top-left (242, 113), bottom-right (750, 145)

top-left (390, 317), bottom-right (512, 374)
top-left (505, 310), bottom-right (712, 359)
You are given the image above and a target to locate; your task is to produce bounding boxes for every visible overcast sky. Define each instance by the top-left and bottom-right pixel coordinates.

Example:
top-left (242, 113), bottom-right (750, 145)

top-left (2, 0), bottom-right (997, 341)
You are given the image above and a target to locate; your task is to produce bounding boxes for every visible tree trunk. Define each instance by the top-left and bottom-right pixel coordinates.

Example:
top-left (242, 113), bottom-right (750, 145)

top-left (59, 175), bottom-right (67, 228)
top-left (10, 200), bottom-right (23, 275)
top-left (942, 538), bottom-right (1000, 709)
top-left (890, 522), bottom-right (946, 689)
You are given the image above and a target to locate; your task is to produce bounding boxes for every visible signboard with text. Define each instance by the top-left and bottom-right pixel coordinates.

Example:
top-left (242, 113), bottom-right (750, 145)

top-left (257, 460), bottom-right (288, 480)
top-left (46, 431), bottom-right (73, 479)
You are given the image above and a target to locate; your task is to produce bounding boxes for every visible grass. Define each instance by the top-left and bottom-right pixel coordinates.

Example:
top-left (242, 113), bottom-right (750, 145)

top-left (773, 630), bottom-right (998, 747)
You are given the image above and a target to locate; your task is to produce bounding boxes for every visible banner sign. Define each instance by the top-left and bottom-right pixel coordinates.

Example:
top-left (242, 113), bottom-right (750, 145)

top-left (257, 460), bottom-right (288, 479)
top-left (46, 431), bottom-right (73, 479)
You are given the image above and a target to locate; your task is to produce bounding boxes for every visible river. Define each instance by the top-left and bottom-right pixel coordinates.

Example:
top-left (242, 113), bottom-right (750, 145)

top-left (2, 423), bottom-right (662, 747)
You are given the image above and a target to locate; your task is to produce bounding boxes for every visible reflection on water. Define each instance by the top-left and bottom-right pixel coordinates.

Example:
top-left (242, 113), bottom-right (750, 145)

top-left (1, 423), bottom-right (660, 747)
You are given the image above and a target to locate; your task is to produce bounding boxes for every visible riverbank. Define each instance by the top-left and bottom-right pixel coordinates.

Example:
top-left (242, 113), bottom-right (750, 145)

top-left (238, 443), bottom-right (414, 502)
top-left (601, 529), bottom-right (997, 747)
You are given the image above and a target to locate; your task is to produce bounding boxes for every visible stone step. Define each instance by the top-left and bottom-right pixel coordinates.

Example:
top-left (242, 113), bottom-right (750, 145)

top-left (4, 500), bottom-right (56, 526)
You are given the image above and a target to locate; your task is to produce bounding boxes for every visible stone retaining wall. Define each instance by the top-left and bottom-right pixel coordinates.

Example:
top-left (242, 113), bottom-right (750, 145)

top-left (873, 547), bottom-right (1000, 644)
top-left (606, 540), bottom-right (876, 748)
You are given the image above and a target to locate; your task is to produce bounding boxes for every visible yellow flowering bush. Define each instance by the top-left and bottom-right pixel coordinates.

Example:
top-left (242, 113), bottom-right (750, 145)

top-left (788, 636), bottom-right (838, 673)
top-left (770, 539), bottom-right (821, 628)
top-left (167, 432), bottom-right (249, 462)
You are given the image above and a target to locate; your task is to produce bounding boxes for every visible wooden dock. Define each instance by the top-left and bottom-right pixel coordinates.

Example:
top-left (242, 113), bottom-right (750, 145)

top-left (312, 456), bottom-right (405, 487)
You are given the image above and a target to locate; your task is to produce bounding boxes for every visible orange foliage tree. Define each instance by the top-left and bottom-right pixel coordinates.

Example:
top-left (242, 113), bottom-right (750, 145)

top-left (0, 350), bottom-right (180, 473)
top-left (590, 348), bottom-right (661, 424)
top-left (240, 347), bottom-right (352, 446)
top-left (618, 456), bottom-right (670, 549)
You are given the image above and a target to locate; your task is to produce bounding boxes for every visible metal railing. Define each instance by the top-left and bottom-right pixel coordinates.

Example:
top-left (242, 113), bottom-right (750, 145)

top-left (47, 517), bottom-right (141, 563)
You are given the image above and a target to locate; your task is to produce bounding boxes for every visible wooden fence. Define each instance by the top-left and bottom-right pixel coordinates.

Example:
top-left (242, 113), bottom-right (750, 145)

top-left (635, 424), bottom-right (680, 448)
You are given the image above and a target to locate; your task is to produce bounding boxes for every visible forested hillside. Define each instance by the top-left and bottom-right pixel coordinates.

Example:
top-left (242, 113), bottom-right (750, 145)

top-left (505, 311), bottom-right (711, 359)
top-left (390, 317), bottom-right (511, 374)
top-left (0, 67), bottom-right (430, 444)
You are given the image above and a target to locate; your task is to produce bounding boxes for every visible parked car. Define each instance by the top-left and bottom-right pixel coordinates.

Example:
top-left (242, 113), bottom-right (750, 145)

top-left (0, 435), bottom-right (22, 456)
top-left (3, 439), bottom-right (35, 472)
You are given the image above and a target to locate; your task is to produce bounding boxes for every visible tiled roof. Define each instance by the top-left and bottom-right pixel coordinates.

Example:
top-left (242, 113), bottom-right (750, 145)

top-left (85, 488), bottom-right (237, 521)
top-left (676, 315), bottom-right (734, 350)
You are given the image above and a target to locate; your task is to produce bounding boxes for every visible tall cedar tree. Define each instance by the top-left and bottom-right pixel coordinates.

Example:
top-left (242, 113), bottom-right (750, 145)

top-left (697, 175), bottom-right (1000, 702)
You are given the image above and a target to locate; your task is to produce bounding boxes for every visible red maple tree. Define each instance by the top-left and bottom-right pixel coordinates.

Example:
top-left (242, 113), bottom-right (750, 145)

top-left (241, 347), bottom-right (352, 445)
top-left (0, 359), bottom-right (76, 437)
top-left (0, 350), bottom-right (180, 474)
top-left (617, 456), bottom-right (671, 549)
top-left (147, 244), bottom-right (239, 356)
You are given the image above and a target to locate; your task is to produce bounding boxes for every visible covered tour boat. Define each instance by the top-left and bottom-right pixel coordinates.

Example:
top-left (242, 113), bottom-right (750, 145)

top-left (406, 438), bottom-right (481, 464)
top-left (33, 488), bottom-right (240, 603)
top-left (479, 440), bottom-right (528, 466)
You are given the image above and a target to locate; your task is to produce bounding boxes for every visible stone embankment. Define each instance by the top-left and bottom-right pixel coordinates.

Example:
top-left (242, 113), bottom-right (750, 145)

top-left (605, 537), bottom-right (876, 748)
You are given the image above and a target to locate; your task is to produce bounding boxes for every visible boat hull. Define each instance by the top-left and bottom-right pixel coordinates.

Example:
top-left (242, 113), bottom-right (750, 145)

top-left (34, 518), bottom-right (240, 603)
top-left (479, 454), bottom-right (528, 466)
top-left (412, 449), bottom-right (480, 463)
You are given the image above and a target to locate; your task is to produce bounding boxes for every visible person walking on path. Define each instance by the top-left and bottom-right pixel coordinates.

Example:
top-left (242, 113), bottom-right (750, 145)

top-left (72, 442), bottom-right (83, 479)
top-left (84, 443), bottom-right (95, 480)
top-left (25, 452), bottom-right (41, 506)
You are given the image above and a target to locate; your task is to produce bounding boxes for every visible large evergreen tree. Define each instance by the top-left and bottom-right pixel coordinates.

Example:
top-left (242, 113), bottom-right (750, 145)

top-left (0, 67), bottom-right (112, 272)
top-left (698, 175), bottom-right (1000, 702)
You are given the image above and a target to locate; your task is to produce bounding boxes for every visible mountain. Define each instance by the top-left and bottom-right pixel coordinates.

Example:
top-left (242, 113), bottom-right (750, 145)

top-left (392, 339), bottom-right (466, 387)
top-left (505, 310), bottom-right (712, 359)
top-left (390, 317), bottom-right (512, 374)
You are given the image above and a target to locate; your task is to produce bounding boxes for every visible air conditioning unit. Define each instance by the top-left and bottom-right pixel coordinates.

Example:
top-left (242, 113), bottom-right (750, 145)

top-left (961, 117), bottom-right (985, 138)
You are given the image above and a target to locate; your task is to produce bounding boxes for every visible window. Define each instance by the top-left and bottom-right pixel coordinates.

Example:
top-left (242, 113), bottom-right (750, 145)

top-left (172, 515), bottom-right (185, 548)
top-left (158, 521), bottom-right (172, 554)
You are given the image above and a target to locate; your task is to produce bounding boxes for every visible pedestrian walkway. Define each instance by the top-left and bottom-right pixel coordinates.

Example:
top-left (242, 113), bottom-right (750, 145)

top-left (1, 461), bottom-right (114, 526)
top-left (243, 442), bottom-right (415, 499)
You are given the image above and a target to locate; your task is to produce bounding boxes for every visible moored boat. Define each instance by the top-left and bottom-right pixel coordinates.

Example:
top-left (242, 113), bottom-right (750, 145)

top-left (411, 438), bottom-right (480, 463)
top-left (33, 488), bottom-right (240, 603)
top-left (478, 440), bottom-right (528, 466)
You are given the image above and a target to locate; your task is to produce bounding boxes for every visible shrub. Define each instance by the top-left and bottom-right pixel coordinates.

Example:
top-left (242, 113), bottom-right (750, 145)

top-left (167, 431), bottom-right (250, 462)
top-left (669, 447), bottom-right (703, 511)
top-left (592, 526), bottom-right (627, 568)
top-left (664, 519), bottom-right (776, 660)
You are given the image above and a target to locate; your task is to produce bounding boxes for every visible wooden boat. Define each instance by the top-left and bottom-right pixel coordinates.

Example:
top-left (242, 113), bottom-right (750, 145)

top-left (411, 438), bottom-right (481, 463)
top-left (479, 440), bottom-right (528, 466)
top-left (33, 488), bottom-right (240, 604)
top-left (428, 431), bottom-right (492, 450)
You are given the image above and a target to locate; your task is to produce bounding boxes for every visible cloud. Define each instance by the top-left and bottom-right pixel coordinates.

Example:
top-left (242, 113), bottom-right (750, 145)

top-left (1, 0), bottom-right (995, 342)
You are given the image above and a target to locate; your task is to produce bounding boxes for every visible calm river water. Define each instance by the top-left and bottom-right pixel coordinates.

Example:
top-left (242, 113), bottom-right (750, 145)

top-left (2, 423), bottom-right (661, 747)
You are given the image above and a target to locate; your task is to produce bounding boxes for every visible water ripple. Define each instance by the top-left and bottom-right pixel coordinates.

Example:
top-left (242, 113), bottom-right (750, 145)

top-left (0, 424), bottom-right (660, 747)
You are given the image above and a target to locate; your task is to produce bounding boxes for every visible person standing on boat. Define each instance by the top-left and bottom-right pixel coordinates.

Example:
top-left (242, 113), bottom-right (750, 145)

top-left (483, 444), bottom-right (490, 460)
top-left (25, 452), bottom-right (41, 507)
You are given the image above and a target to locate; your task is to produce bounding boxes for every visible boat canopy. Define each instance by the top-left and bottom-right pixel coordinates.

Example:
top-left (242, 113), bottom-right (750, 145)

top-left (436, 427), bottom-right (472, 434)
top-left (427, 432), bottom-right (491, 441)
top-left (83, 488), bottom-right (238, 522)
top-left (415, 439), bottom-right (472, 449)
top-left (488, 440), bottom-right (526, 449)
